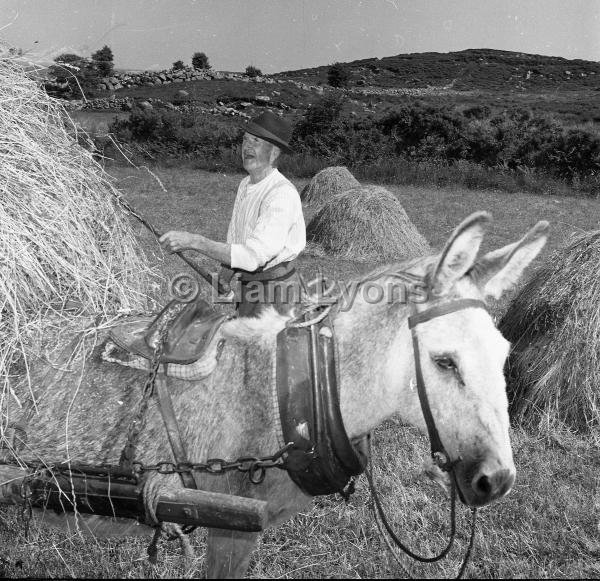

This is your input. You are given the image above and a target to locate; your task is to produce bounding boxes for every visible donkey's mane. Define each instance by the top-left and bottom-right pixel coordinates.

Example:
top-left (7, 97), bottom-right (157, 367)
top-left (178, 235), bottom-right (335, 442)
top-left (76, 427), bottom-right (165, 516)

top-left (221, 254), bottom-right (437, 343)
top-left (357, 253), bottom-right (436, 283)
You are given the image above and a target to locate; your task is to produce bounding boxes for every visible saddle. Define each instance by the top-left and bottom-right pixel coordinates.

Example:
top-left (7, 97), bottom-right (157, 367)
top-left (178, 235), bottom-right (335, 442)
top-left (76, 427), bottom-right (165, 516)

top-left (109, 297), bottom-right (232, 365)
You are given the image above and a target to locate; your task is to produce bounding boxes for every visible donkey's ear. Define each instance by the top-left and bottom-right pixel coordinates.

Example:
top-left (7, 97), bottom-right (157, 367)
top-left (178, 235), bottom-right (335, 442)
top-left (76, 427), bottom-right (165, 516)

top-left (430, 212), bottom-right (492, 296)
top-left (469, 221), bottom-right (549, 299)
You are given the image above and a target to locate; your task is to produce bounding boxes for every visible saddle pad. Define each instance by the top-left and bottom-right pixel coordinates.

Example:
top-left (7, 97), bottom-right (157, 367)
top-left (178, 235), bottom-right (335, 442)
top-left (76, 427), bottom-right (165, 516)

top-left (101, 340), bottom-right (218, 380)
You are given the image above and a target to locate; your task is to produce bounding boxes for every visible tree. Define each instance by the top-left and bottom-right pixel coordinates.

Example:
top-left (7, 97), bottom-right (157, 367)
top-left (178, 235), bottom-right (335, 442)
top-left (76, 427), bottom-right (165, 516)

top-left (91, 45), bottom-right (114, 78)
top-left (191, 52), bottom-right (210, 70)
top-left (327, 62), bottom-right (349, 88)
top-left (172, 60), bottom-right (185, 71)
top-left (245, 65), bottom-right (262, 77)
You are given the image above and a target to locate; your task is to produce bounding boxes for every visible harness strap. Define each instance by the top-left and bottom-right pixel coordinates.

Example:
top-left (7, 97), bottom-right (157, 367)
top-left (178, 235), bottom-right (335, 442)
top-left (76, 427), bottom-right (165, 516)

top-left (154, 369), bottom-right (197, 490)
top-left (410, 328), bottom-right (449, 468)
top-left (408, 299), bottom-right (488, 471)
top-left (408, 299), bottom-right (487, 328)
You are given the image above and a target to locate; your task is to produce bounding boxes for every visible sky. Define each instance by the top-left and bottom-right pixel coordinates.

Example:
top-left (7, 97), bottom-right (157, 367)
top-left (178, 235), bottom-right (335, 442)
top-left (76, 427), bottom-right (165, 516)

top-left (2, 0), bottom-right (599, 73)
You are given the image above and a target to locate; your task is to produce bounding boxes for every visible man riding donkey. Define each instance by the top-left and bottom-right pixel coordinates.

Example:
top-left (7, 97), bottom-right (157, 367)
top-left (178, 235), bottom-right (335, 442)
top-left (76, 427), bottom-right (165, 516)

top-left (159, 111), bottom-right (306, 317)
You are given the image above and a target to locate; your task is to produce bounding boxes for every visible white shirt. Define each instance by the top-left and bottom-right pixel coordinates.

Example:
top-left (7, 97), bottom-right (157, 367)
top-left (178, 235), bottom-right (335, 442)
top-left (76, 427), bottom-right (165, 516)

top-left (227, 169), bottom-right (306, 271)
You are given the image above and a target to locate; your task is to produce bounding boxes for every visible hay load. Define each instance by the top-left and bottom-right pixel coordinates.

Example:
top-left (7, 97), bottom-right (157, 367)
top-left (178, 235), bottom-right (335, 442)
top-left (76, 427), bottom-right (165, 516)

top-left (0, 57), bottom-right (154, 402)
top-left (306, 185), bottom-right (430, 262)
top-left (300, 166), bottom-right (360, 207)
top-left (500, 230), bottom-right (600, 433)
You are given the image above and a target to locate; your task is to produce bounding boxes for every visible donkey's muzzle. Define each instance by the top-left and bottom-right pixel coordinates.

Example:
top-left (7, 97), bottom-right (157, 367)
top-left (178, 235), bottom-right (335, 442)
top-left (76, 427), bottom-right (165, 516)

top-left (469, 467), bottom-right (515, 506)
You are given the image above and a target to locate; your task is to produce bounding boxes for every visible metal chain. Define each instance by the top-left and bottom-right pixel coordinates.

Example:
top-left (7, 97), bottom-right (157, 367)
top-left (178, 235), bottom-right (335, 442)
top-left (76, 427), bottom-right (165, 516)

top-left (131, 442), bottom-right (294, 485)
top-left (118, 323), bottom-right (169, 470)
top-left (21, 443), bottom-right (295, 487)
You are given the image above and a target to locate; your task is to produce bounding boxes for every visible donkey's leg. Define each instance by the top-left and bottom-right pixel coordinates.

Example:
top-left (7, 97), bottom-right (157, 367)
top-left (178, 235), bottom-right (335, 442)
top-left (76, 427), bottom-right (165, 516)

top-left (205, 528), bottom-right (259, 579)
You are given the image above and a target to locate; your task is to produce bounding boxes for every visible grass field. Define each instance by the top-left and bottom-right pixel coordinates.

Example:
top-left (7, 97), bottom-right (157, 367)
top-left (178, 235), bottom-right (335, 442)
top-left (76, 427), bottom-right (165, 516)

top-left (1, 166), bottom-right (599, 579)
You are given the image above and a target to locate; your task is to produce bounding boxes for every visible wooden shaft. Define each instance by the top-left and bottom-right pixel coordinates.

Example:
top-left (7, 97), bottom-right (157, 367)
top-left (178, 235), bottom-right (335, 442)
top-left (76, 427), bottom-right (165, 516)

top-left (0, 465), bottom-right (267, 532)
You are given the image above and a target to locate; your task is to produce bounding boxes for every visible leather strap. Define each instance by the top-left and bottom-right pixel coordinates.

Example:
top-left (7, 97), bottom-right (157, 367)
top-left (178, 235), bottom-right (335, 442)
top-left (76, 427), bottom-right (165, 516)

top-left (408, 299), bottom-right (488, 328)
top-left (408, 299), bottom-right (488, 472)
top-left (277, 310), bottom-right (367, 496)
top-left (154, 370), bottom-right (197, 489)
top-left (410, 328), bottom-right (449, 467)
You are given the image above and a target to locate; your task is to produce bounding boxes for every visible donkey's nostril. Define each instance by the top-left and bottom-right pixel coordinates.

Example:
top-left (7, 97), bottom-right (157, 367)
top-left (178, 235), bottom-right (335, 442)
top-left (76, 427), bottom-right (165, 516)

top-left (471, 468), bottom-right (515, 501)
top-left (473, 474), bottom-right (492, 497)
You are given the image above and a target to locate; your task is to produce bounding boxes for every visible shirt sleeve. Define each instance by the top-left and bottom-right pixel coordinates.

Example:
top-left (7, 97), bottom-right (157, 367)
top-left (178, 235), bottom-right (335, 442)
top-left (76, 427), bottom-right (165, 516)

top-left (230, 184), bottom-right (296, 271)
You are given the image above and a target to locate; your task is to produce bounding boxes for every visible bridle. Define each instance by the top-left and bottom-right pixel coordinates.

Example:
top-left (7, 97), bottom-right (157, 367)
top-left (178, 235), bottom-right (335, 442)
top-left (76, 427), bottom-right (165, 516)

top-left (409, 298), bottom-right (489, 474)
top-left (367, 297), bottom-right (489, 579)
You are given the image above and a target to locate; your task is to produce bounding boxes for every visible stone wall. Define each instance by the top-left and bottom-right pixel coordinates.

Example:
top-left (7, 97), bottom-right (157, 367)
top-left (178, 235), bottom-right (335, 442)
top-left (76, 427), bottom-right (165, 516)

top-left (97, 66), bottom-right (279, 91)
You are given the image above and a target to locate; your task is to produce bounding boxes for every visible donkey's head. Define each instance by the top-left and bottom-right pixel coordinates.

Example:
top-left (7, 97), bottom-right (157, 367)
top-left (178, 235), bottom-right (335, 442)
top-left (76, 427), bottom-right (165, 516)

top-left (409, 212), bottom-right (548, 507)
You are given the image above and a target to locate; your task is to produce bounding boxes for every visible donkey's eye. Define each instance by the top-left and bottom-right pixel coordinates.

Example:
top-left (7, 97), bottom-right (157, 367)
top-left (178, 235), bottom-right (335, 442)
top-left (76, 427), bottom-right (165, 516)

top-left (433, 356), bottom-right (456, 371)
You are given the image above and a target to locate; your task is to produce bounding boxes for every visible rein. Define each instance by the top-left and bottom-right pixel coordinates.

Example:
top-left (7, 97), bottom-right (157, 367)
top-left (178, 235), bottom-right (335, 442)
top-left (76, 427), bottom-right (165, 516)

top-left (366, 297), bottom-right (488, 578)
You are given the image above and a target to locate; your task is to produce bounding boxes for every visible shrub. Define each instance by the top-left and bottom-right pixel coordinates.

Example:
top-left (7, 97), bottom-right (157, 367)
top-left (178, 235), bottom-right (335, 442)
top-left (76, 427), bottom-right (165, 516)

top-left (172, 60), bottom-right (185, 71)
top-left (106, 93), bottom-right (600, 196)
top-left (192, 52), bottom-right (210, 70)
top-left (376, 104), bottom-right (465, 160)
top-left (327, 62), bottom-right (349, 88)
top-left (109, 107), bottom-right (243, 161)
top-left (545, 128), bottom-right (600, 180)
top-left (292, 94), bottom-right (345, 141)
top-left (47, 53), bottom-right (100, 99)
top-left (245, 65), bottom-right (262, 77)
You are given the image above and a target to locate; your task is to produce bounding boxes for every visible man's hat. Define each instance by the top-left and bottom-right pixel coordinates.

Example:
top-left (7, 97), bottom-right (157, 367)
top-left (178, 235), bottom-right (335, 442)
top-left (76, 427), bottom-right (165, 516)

top-left (245, 111), bottom-right (293, 153)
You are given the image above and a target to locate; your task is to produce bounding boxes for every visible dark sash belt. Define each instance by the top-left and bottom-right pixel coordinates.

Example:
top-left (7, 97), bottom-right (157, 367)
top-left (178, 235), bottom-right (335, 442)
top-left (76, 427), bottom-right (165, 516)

top-left (235, 260), bottom-right (296, 283)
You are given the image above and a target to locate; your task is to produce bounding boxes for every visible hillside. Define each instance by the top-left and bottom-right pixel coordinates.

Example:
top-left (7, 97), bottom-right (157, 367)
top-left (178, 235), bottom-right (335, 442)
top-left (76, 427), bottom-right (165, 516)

top-left (275, 48), bottom-right (600, 92)
top-left (96, 48), bottom-right (600, 126)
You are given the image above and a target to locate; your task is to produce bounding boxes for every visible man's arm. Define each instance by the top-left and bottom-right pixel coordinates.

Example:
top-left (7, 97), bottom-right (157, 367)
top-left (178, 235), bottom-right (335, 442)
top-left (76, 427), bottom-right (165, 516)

top-left (159, 231), bottom-right (232, 266)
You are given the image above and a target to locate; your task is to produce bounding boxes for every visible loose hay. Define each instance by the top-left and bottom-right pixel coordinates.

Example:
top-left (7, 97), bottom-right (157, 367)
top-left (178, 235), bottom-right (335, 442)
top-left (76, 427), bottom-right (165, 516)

top-left (306, 185), bottom-right (430, 261)
top-left (300, 166), bottom-right (360, 207)
top-left (0, 56), bottom-right (156, 427)
top-left (500, 230), bottom-right (600, 433)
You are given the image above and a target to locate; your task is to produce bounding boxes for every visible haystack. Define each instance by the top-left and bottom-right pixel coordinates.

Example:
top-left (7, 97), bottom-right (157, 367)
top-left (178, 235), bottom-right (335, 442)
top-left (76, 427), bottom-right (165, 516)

top-left (500, 230), bottom-right (600, 433)
top-left (300, 166), bottom-right (360, 207)
top-left (0, 56), bottom-right (155, 408)
top-left (306, 185), bottom-right (430, 261)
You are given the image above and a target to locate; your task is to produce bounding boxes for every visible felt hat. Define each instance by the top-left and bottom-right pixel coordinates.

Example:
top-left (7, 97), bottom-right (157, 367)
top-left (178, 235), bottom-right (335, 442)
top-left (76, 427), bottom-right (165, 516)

top-left (245, 111), bottom-right (293, 153)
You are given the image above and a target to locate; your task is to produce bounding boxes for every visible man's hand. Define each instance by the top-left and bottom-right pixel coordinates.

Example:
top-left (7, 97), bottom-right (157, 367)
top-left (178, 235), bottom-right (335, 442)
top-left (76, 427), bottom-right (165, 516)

top-left (159, 231), bottom-right (199, 254)
top-left (159, 231), bottom-right (232, 266)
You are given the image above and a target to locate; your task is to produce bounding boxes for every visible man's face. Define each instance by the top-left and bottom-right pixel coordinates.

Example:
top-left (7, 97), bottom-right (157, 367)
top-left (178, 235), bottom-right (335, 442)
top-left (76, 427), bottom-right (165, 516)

top-left (242, 132), bottom-right (275, 174)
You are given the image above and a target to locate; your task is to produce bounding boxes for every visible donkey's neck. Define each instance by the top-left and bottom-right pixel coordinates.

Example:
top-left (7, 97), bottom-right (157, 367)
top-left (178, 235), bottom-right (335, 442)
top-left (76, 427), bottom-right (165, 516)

top-left (333, 290), bottom-right (421, 439)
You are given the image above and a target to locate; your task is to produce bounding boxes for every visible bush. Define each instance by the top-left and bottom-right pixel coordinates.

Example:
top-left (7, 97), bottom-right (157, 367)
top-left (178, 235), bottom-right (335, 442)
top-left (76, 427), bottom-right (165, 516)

top-left (107, 94), bottom-right (600, 196)
top-left (172, 60), bottom-right (185, 71)
top-left (109, 107), bottom-right (242, 160)
top-left (376, 104), bottom-right (465, 160)
top-left (327, 63), bottom-right (349, 88)
top-left (544, 128), bottom-right (600, 180)
top-left (192, 52), bottom-right (210, 70)
top-left (293, 94), bottom-right (345, 141)
top-left (47, 53), bottom-right (100, 99)
top-left (245, 65), bottom-right (262, 77)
